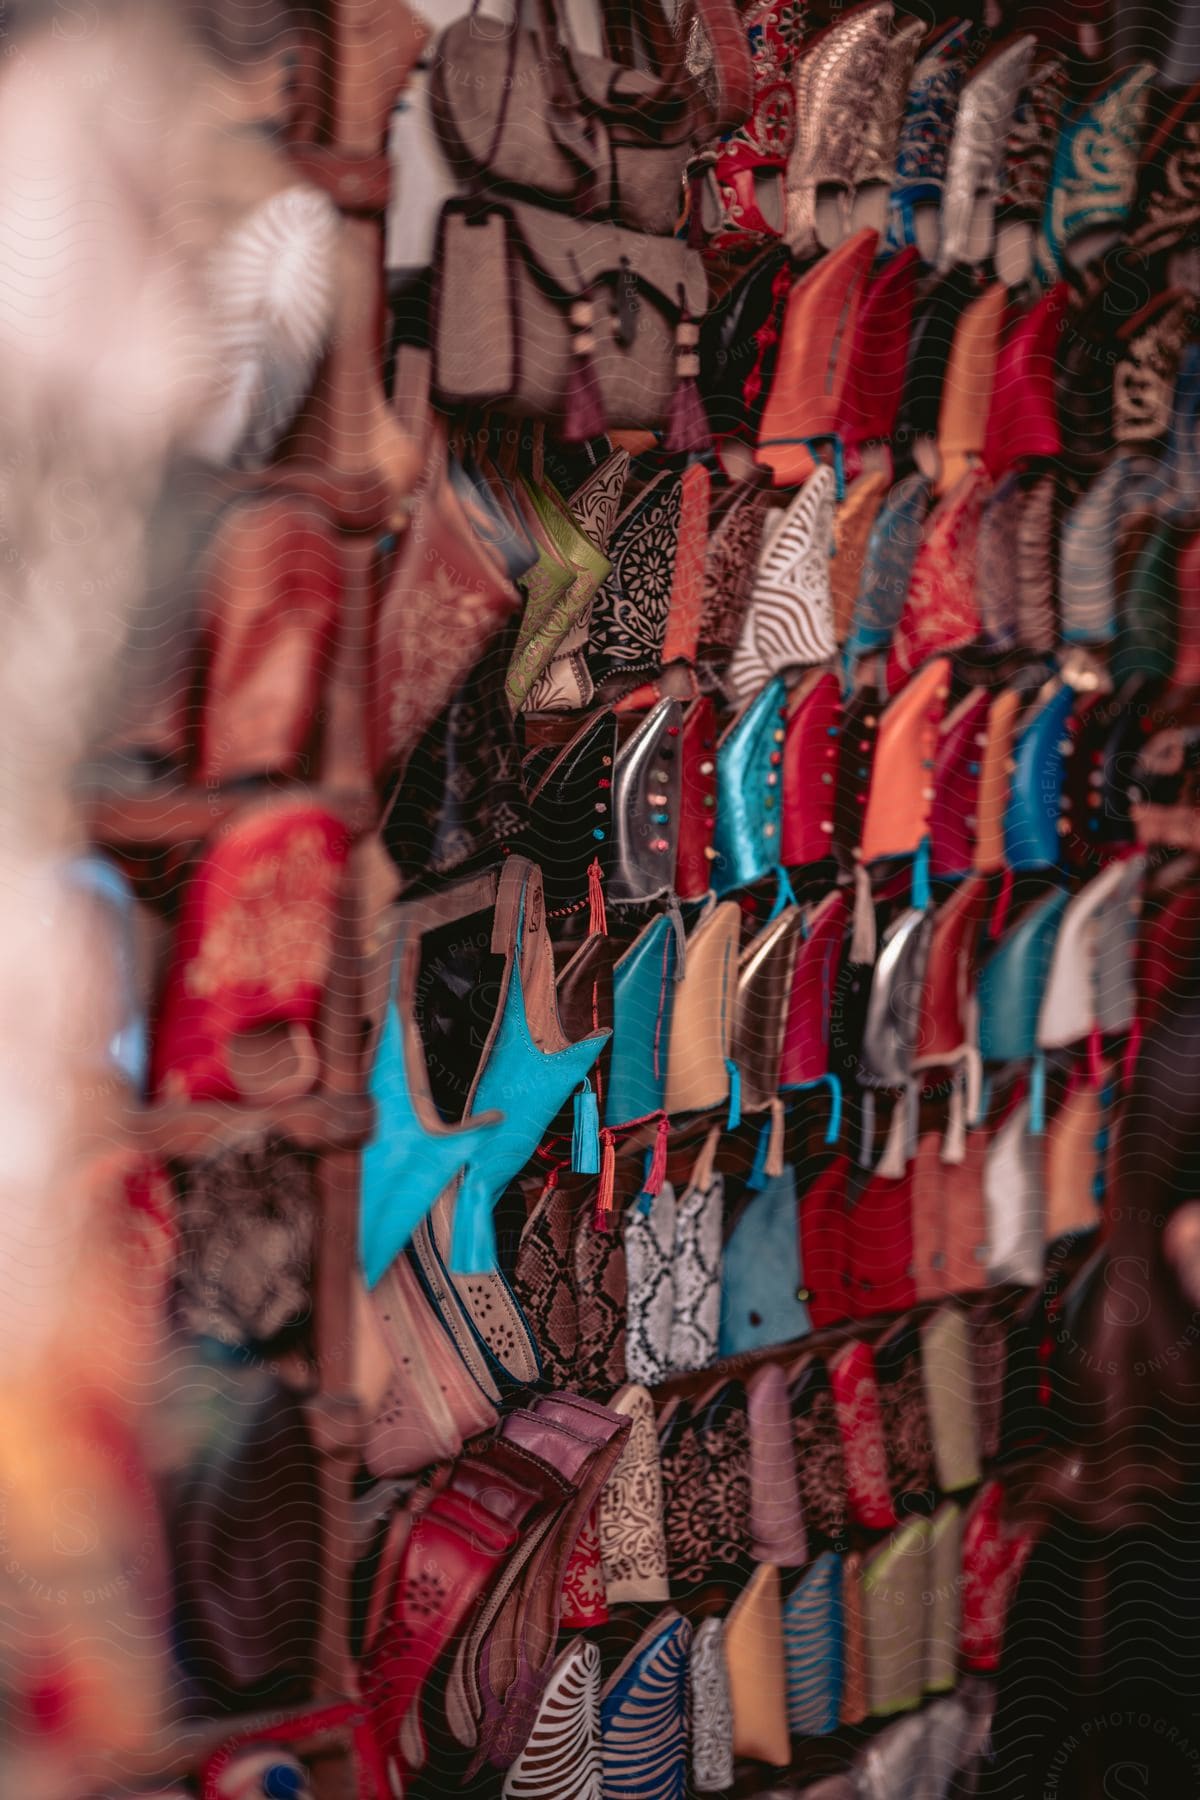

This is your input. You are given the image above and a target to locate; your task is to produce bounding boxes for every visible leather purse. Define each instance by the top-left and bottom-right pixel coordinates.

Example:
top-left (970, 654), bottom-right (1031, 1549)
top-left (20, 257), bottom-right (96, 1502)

top-left (525, 446), bottom-right (630, 712)
top-left (926, 1500), bottom-right (963, 1696)
top-left (1003, 682), bottom-right (1076, 871)
top-left (959, 1479), bottom-right (1033, 1673)
top-left (606, 912), bottom-right (679, 1127)
top-left (609, 697), bottom-right (684, 905)
top-left (783, 1550), bottom-right (844, 1739)
top-left (874, 1314), bottom-right (936, 1504)
top-left (520, 708), bottom-right (619, 915)
top-left (571, 1172), bottom-right (629, 1393)
top-left (977, 888), bottom-right (1070, 1069)
top-left (512, 1170), bottom-right (580, 1389)
top-left (432, 200), bottom-right (708, 434)
top-left (431, 0), bottom-right (752, 234)
top-left (600, 1610), bottom-right (693, 1800)
top-left (624, 1178), bottom-right (676, 1386)
top-left (829, 1338), bottom-right (897, 1532)
top-left (860, 1517), bottom-right (931, 1717)
top-left (781, 890), bottom-right (850, 1093)
top-left (914, 873), bottom-right (990, 1074)
top-left (845, 472), bottom-right (933, 670)
top-left (665, 899), bottom-right (741, 1116)
top-left (720, 1164), bottom-right (812, 1356)
top-left (831, 470), bottom-right (890, 644)
top-left (674, 693), bottom-right (719, 900)
top-left (797, 1155), bottom-right (852, 1329)
top-left (930, 691), bottom-right (992, 881)
top-left (787, 1350), bottom-right (849, 1549)
top-left (690, 1617), bottom-right (734, 1795)
top-left (507, 473), bottom-right (613, 708)
top-left (598, 1383), bottom-right (671, 1605)
top-left (911, 1130), bottom-right (990, 1300)
top-left (697, 481), bottom-right (770, 680)
top-left (711, 675), bottom-right (789, 895)
top-left (886, 469), bottom-right (988, 696)
top-left (501, 1637), bottom-right (602, 1800)
top-left (656, 1395), bottom-right (710, 1593)
top-left (669, 1129), bottom-right (724, 1373)
top-left (728, 464), bottom-right (838, 699)
top-left (748, 1360), bottom-right (808, 1567)
top-left (983, 1097), bottom-right (1046, 1286)
top-left (726, 1562), bottom-right (791, 1767)
top-left (693, 1376), bottom-right (754, 1580)
top-left (782, 671), bottom-right (842, 868)
top-left (858, 908), bottom-right (934, 1098)
top-left (845, 1163), bottom-right (917, 1320)
top-left (860, 656), bottom-right (953, 868)
top-left (921, 1303), bottom-right (982, 1493)
top-left (1039, 853), bottom-right (1145, 1054)
top-left (731, 906), bottom-right (804, 1120)
top-left (588, 471), bottom-right (683, 694)
top-left (839, 248), bottom-right (921, 461)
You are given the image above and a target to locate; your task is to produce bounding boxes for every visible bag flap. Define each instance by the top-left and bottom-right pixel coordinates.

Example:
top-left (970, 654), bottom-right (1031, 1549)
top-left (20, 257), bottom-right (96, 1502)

top-left (504, 201), bottom-right (708, 316)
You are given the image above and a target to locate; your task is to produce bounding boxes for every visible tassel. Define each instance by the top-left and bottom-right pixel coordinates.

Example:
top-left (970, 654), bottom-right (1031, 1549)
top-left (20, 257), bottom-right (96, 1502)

top-left (850, 864), bottom-right (877, 964)
top-left (911, 836), bottom-right (931, 912)
top-left (1029, 1051), bottom-right (1047, 1135)
top-left (664, 297), bottom-right (710, 456)
top-left (725, 1057), bottom-right (742, 1130)
top-left (643, 1114), bottom-right (670, 1198)
top-left (989, 866), bottom-right (1014, 940)
top-left (942, 1069), bottom-right (967, 1166)
top-left (769, 863), bottom-right (798, 920)
top-left (573, 1078), bottom-right (600, 1175)
top-left (587, 857), bottom-right (607, 937)
top-left (765, 1095), bottom-right (787, 1178)
top-left (822, 1073), bottom-right (843, 1146)
top-left (877, 1092), bottom-right (909, 1179)
top-left (859, 1088), bottom-right (876, 1168)
top-left (592, 1130), bottom-right (617, 1230)
top-left (564, 292), bottom-right (607, 444)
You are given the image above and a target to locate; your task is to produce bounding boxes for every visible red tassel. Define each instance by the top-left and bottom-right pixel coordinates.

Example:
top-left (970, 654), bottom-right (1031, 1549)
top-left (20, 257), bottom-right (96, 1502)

top-left (644, 1114), bottom-right (670, 1198)
top-left (592, 1130), bottom-right (617, 1230)
top-left (664, 301), bottom-right (710, 456)
top-left (564, 293), bottom-right (606, 444)
top-left (587, 857), bottom-right (607, 938)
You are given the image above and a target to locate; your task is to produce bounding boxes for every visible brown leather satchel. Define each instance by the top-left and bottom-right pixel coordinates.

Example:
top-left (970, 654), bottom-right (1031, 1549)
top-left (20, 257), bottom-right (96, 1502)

top-left (430, 0), bottom-right (752, 234)
top-left (432, 200), bottom-right (708, 436)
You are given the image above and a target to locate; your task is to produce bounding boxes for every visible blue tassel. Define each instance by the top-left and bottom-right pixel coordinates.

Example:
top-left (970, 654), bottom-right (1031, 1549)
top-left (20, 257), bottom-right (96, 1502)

top-left (748, 1116), bottom-right (773, 1190)
top-left (726, 1058), bottom-right (742, 1130)
top-left (769, 863), bottom-right (798, 920)
top-left (823, 1073), bottom-right (843, 1145)
top-left (573, 1079), bottom-right (600, 1175)
top-left (911, 836), bottom-right (931, 912)
top-left (1029, 1053), bottom-right (1047, 1136)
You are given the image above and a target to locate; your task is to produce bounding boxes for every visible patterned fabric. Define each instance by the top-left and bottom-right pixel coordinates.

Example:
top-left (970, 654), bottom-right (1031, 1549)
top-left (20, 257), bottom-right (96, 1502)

top-left (1115, 294), bottom-right (1193, 449)
top-left (588, 472), bottom-right (682, 692)
top-left (785, 1), bottom-right (892, 254)
top-left (658, 1401), bottom-right (710, 1592)
top-left (624, 1182), bottom-right (677, 1387)
top-left (845, 473), bottom-right (932, 670)
top-left (876, 1329), bottom-right (936, 1503)
top-left (783, 1551), bottom-right (844, 1738)
top-left (831, 469), bottom-right (889, 644)
top-left (703, 0), bottom-right (808, 254)
top-left (572, 1201), bottom-right (628, 1395)
top-left (728, 464), bottom-right (837, 699)
top-left (526, 449), bottom-right (629, 712)
top-left (1131, 99), bottom-right (1200, 257)
top-left (886, 468), bottom-right (988, 695)
top-left (998, 51), bottom-right (1068, 223)
top-left (174, 1138), bottom-right (315, 1348)
top-left (689, 1618), bottom-right (734, 1793)
top-left (600, 1612), bottom-right (692, 1800)
top-left (698, 1382), bottom-right (753, 1573)
top-left (669, 1168), bottom-right (723, 1374)
top-left (830, 1343), bottom-right (896, 1531)
top-left (789, 1356), bottom-right (850, 1548)
top-left (938, 35), bottom-right (1035, 270)
top-left (698, 484), bottom-right (770, 679)
top-left (502, 1638), bottom-right (602, 1800)
top-left (1015, 469), bottom-right (1057, 653)
top-left (512, 1177), bottom-right (579, 1386)
top-left (885, 19), bottom-right (972, 250)
top-left (975, 472), bottom-right (1021, 649)
top-left (1041, 62), bottom-right (1156, 277)
top-left (559, 1508), bottom-right (609, 1630)
top-left (599, 1385), bottom-right (671, 1605)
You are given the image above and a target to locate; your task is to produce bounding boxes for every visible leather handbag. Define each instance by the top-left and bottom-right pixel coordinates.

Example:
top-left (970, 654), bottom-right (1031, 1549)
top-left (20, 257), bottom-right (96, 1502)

top-left (609, 697), bottom-right (684, 905)
top-left (783, 1551), bottom-right (844, 1739)
top-left (797, 1155), bottom-right (852, 1329)
top-left (977, 888), bottom-right (1070, 1070)
top-left (431, 0), bottom-right (753, 235)
top-left (829, 1338), bottom-right (896, 1532)
top-left (690, 1617), bottom-right (734, 1794)
top-left (600, 1610), bottom-right (693, 1800)
top-left (748, 1360), bottom-right (808, 1567)
top-left (781, 890), bottom-right (850, 1093)
top-left (711, 675), bottom-right (789, 896)
top-left (432, 200), bottom-right (708, 434)
top-left (859, 656), bottom-right (953, 867)
top-left (874, 1315), bottom-right (936, 1505)
top-left (731, 906), bottom-right (803, 1120)
top-left (669, 1128), bottom-right (724, 1374)
top-left (588, 470), bottom-right (683, 694)
top-left (726, 1562), bottom-right (791, 1767)
top-left (665, 899), bottom-right (741, 1116)
top-left (860, 1517), bottom-right (931, 1717)
top-left (597, 1382), bottom-right (671, 1608)
top-left (787, 1351), bottom-right (849, 1549)
top-left (1002, 682), bottom-right (1077, 871)
top-left (624, 1178), bottom-right (677, 1386)
top-left (921, 1303), bottom-right (981, 1494)
top-left (605, 912), bottom-right (679, 1127)
top-left (720, 1165), bottom-right (812, 1356)
top-left (782, 671), bottom-right (842, 868)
